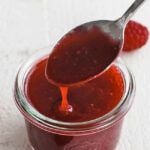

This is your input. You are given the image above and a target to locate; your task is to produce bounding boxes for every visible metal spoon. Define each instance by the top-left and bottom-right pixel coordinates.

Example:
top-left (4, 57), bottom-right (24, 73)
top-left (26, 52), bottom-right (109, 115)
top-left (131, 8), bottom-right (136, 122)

top-left (46, 0), bottom-right (145, 86)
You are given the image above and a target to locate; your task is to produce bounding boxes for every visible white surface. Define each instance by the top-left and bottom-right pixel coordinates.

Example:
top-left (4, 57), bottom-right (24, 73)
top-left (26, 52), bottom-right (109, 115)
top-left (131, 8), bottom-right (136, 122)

top-left (0, 0), bottom-right (149, 149)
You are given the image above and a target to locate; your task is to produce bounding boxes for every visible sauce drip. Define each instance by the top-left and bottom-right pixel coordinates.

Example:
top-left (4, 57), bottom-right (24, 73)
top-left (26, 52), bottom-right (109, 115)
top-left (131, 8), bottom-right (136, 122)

top-left (59, 87), bottom-right (73, 113)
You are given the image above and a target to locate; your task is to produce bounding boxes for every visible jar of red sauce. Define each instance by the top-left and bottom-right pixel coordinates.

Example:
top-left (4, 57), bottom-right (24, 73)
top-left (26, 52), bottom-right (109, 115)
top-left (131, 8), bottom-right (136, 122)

top-left (14, 47), bottom-right (135, 150)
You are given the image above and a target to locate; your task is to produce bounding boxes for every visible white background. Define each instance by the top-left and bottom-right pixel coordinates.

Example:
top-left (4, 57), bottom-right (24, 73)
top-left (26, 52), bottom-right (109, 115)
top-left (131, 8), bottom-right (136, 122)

top-left (0, 0), bottom-right (150, 149)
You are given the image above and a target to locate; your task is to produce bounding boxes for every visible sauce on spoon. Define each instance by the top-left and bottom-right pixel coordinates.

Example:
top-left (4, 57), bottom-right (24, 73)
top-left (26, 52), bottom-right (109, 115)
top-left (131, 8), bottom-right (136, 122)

top-left (46, 26), bottom-right (121, 86)
top-left (46, 26), bottom-right (121, 113)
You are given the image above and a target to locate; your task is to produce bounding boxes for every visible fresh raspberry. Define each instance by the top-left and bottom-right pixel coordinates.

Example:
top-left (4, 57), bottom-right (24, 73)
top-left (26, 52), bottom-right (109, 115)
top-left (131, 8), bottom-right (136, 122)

top-left (123, 20), bottom-right (149, 51)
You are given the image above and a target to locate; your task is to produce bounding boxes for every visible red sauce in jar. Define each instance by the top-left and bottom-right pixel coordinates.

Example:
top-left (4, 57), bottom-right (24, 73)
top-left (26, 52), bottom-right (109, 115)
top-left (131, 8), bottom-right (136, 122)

top-left (24, 26), bottom-right (124, 150)
top-left (25, 58), bottom-right (124, 122)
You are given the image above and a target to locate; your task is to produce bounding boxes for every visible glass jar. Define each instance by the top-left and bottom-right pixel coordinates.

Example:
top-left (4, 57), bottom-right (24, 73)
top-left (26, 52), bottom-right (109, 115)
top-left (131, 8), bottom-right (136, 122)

top-left (14, 47), bottom-right (135, 150)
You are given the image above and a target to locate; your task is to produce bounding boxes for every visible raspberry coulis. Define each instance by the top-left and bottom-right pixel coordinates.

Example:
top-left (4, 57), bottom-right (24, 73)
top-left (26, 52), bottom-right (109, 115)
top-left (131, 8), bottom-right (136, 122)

top-left (24, 25), bottom-right (125, 150)
top-left (46, 26), bottom-right (121, 85)
top-left (25, 58), bottom-right (124, 122)
top-left (45, 26), bottom-right (122, 114)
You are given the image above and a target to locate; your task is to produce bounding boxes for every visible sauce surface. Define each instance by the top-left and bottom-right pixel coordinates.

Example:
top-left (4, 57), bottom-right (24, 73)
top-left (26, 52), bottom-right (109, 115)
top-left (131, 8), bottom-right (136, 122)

top-left (25, 58), bottom-right (124, 122)
top-left (46, 26), bottom-right (121, 85)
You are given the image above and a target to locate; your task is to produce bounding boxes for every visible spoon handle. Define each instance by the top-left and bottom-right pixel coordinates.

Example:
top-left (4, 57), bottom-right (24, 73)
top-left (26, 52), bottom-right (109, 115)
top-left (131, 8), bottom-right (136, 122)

top-left (119, 0), bottom-right (145, 26)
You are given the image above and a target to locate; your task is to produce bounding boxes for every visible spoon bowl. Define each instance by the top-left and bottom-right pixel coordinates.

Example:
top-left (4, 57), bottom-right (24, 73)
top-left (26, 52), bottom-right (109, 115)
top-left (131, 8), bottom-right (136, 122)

top-left (46, 0), bottom-right (145, 87)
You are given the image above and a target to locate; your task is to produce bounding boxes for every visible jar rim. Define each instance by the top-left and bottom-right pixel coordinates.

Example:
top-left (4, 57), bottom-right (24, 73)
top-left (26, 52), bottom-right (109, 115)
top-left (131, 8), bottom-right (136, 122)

top-left (14, 47), bottom-right (135, 135)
